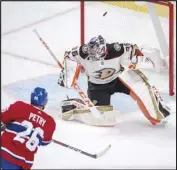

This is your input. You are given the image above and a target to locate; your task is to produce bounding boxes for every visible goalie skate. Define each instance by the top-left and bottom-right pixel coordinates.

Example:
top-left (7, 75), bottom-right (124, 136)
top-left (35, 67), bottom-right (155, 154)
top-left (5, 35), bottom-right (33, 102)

top-left (151, 86), bottom-right (171, 124)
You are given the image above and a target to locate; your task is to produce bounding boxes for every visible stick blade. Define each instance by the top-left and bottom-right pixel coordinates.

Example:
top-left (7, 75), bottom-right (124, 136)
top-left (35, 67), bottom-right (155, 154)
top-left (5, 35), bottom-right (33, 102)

top-left (95, 144), bottom-right (111, 158)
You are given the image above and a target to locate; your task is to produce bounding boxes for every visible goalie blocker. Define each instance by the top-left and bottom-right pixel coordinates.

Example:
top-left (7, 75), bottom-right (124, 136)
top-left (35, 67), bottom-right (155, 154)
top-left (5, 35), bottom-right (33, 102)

top-left (57, 54), bottom-right (81, 88)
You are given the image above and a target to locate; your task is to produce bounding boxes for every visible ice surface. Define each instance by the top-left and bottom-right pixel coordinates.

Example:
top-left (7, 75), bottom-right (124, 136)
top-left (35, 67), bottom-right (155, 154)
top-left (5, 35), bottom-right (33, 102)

top-left (1, 1), bottom-right (176, 169)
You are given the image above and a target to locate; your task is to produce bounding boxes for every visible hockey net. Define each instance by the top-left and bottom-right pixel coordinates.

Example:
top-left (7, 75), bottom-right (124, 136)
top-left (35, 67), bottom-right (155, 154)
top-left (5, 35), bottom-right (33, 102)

top-left (80, 1), bottom-right (176, 96)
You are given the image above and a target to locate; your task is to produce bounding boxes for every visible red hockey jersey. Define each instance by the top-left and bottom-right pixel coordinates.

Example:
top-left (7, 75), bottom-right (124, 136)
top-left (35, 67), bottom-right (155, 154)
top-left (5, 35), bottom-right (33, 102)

top-left (1, 101), bottom-right (56, 169)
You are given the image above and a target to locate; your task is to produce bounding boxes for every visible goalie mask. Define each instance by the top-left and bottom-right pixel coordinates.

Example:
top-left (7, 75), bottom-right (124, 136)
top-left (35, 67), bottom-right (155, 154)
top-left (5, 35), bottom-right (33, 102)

top-left (87, 35), bottom-right (107, 61)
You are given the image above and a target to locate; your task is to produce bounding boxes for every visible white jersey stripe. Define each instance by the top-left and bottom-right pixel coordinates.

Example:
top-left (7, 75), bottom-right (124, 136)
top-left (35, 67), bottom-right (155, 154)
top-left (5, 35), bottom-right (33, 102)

top-left (1, 147), bottom-right (33, 164)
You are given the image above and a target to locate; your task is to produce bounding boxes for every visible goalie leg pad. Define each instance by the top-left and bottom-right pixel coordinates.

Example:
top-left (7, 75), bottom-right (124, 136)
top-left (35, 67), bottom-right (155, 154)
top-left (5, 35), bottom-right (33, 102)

top-left (119, 70), bottom-right (171, 125)
top-left (60, 98), bottom-right (116, 126)
top-left (73, 106), bottom-right (117, 127)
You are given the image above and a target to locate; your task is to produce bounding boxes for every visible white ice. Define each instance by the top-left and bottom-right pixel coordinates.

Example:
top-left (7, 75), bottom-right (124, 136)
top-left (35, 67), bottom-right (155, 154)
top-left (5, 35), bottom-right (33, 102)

top-left (1, 1), bottom-right (176, 169)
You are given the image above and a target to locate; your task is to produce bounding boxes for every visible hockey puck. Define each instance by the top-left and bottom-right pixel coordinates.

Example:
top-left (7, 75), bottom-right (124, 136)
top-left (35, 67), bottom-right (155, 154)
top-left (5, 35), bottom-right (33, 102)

top-left (103, 12), bottom-right (107, 16)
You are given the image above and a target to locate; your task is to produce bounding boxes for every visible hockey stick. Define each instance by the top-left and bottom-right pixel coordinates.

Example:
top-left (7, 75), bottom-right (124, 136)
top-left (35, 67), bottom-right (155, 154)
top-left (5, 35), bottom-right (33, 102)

top-left (33, 29), bottom-right (102, 117)
top-left (52, 139), bottom-right (111, 158)
top-left (33, 29), bottom-right (62, 68)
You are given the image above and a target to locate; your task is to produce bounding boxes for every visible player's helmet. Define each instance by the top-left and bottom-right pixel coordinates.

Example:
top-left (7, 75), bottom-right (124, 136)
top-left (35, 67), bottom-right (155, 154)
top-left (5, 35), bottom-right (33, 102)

top-left (87, 35), bottom-right (107, 59)
top-left (31, 87), bottom-right (48, 109)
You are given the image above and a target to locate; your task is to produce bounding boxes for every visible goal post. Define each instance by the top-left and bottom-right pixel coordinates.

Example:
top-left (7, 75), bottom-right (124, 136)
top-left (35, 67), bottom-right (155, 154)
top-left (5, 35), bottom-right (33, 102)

top-left (147, 1), bottom-right (174, 96)
top-left (80, 1), bottom-right (175, 96)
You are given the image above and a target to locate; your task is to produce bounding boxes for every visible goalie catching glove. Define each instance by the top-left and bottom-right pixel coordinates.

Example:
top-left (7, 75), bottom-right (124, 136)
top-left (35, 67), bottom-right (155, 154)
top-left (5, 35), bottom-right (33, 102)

top-left (128, 44), bottom-right (144, 69)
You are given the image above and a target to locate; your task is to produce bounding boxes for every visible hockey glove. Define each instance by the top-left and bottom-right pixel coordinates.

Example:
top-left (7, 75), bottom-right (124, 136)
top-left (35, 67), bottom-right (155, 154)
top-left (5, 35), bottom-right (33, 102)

top-left (131, 44), bottom-right (144, 58)
top-left (129, 44), bottom-right (144, 69)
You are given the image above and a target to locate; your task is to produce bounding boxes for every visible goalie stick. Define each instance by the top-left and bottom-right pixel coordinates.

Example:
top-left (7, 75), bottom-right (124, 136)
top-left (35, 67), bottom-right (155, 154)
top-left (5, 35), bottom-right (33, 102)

top-left (33, 29), bottom-right (103, 118)
top-left (52, 139), bottom-right (111, 159)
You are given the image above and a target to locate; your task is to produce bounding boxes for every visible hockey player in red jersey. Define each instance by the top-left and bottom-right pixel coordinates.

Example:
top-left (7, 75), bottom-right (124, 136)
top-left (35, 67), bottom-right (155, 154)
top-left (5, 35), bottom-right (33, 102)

top-left (58, 35), bottom-right (171, 126)
top-left (1, 87), bottom-right (56, 170)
